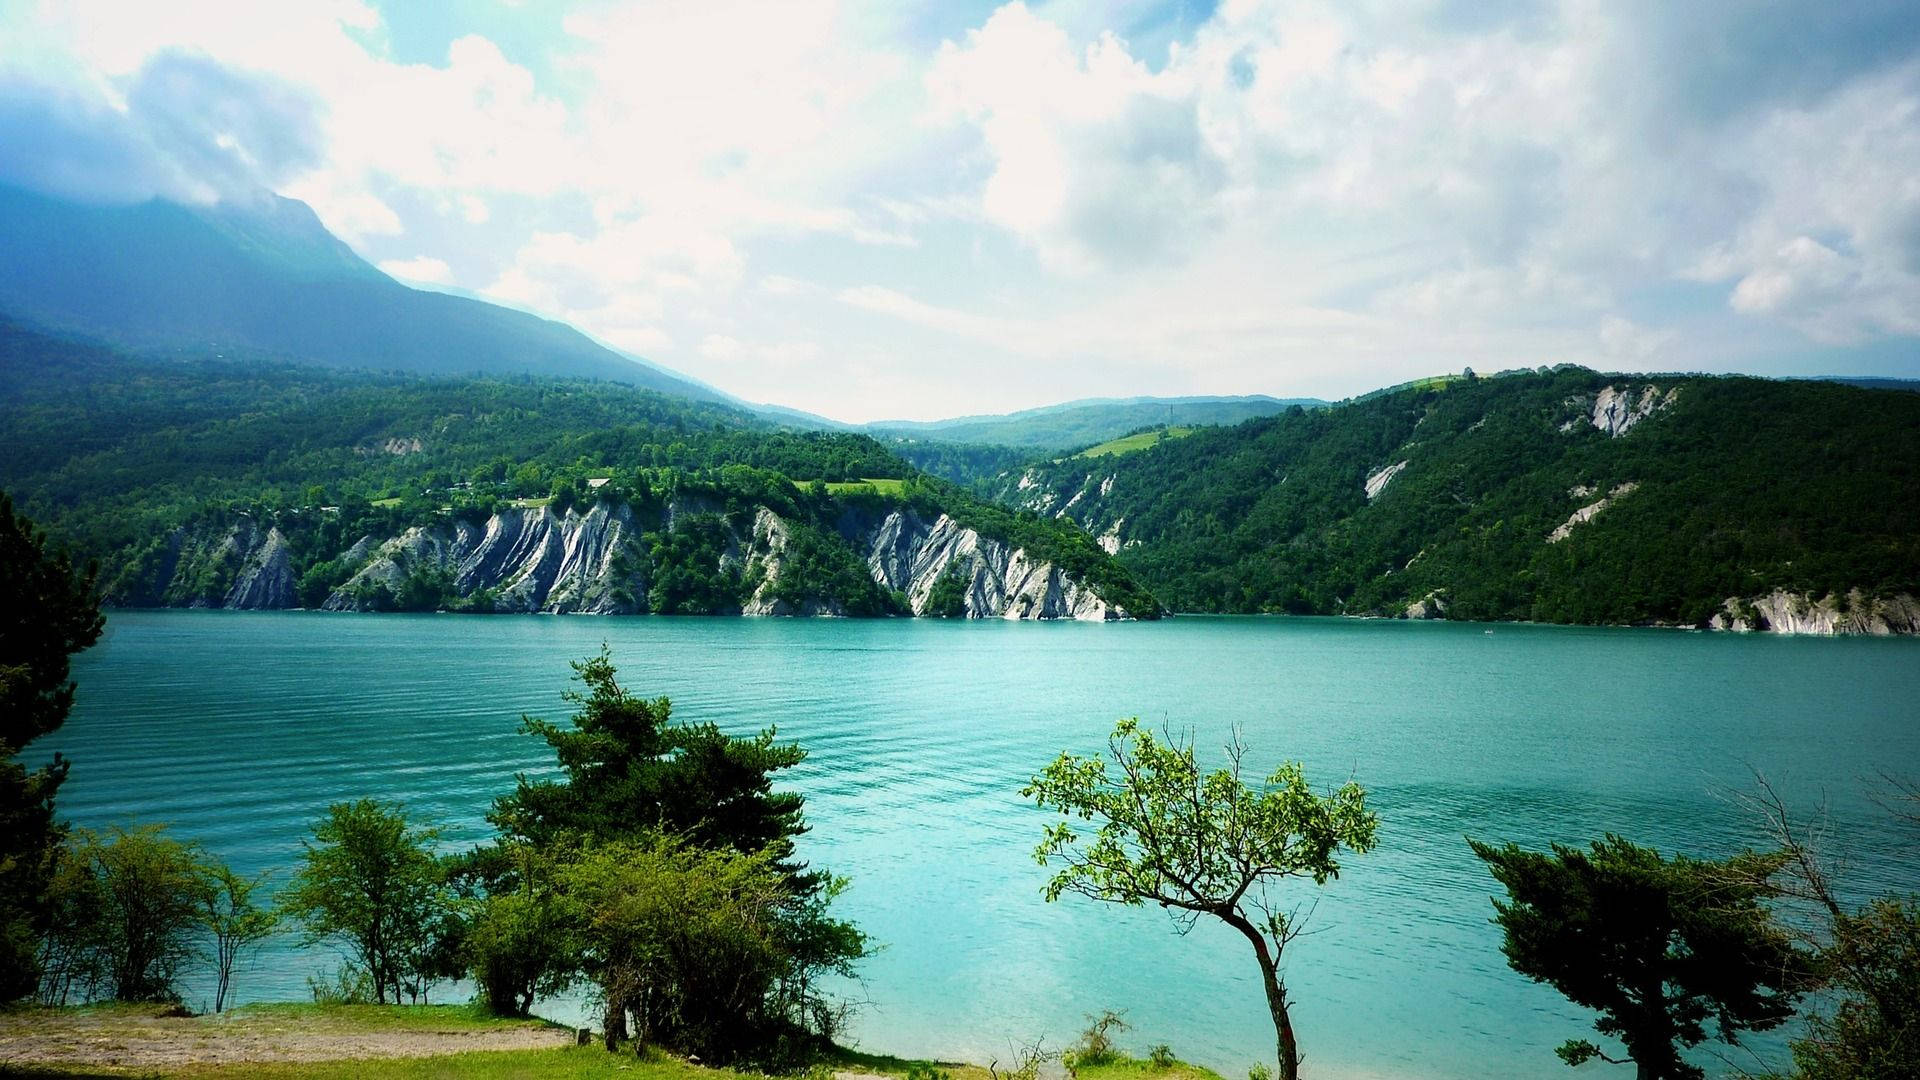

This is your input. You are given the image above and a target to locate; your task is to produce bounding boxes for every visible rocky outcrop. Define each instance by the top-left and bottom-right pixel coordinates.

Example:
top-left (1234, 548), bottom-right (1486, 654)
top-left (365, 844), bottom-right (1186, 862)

top-left (1547, 482), bottom-right (1638, 543)
top-left (128, 499), bottom-right (1140, 620)
top-left (324, 502), bottom-right (648, 613)
top-left (1562, 384), bottom-right (1677, 437)
top-left (1708, 590), bottom-right (1920, 636)
top-left (862, 508), bottom-right (1126, 620)
top-left (1364, 460), bottom-right (1409, 500)
top-left (225, 526), bottom-right (296, 609)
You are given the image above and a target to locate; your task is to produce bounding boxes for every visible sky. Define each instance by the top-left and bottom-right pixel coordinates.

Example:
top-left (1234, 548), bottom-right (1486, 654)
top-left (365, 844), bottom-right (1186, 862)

top-left (2, 0), bottom-right (1919, 421)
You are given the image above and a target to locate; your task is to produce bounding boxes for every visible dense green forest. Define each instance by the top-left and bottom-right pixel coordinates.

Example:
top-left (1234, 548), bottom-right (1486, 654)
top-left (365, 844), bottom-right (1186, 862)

top-left (1000, 368), bottom-right (1920, 625)
top-left (0, 321), bottom-right (1155, 616)
top-left (864, 394), bottom-right (1320, 452)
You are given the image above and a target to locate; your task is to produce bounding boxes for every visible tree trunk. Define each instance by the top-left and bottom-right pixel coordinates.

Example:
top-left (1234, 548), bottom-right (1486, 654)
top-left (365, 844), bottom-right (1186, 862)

top-left (602, 997), bottom-right (627, 1052)
top-left (1222, 912), bottom-right (1300, 1080)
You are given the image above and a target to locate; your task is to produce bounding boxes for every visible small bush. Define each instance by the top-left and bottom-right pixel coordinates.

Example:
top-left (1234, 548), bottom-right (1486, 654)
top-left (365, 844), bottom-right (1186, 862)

top-left (1148, 1045), bottom-right (1176, 1069)
top-left (906, 1064), bottom-right (952, 1080)
top-left (1249, 1065), bottom-right (1272, 1080)
top-left (1065, 1010), bottom-right (1129, 1070)
top-left (307, 964), bottom-right (375, 1004)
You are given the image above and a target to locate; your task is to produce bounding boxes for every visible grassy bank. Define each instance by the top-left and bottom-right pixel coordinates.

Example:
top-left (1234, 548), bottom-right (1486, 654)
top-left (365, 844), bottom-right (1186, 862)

top-left (0, 1005), bottom-right (1229, 1080)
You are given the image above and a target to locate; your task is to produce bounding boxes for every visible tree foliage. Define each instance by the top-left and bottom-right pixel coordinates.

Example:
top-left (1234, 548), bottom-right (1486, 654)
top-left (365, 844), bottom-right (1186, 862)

top-left (1470, 835), bottom-right (1809, 1080)
top-left (473, 650), bottom-right (866, 1062)
top-left (200, 863), bottom-right (278, 1013)
top-left (280, 799), bottom-right (449, 1005)
top-left (0, 491), bottom-right (102, 1000)
top-left (1023, 719), bottom-right (1377, 1080)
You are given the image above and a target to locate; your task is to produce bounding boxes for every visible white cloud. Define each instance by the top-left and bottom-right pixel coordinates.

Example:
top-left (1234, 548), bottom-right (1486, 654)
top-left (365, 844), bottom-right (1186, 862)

top-left (3, 0), bottom-right (1918, 418)
top-left (377, 255), bottom-right (454, 285)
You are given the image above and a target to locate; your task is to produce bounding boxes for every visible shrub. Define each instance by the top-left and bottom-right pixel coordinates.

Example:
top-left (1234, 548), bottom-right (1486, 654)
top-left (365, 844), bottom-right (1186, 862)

top-left (307, 963), bottom-right (375, 1004)
top-left (466, 888), bottom-right (574, 1018)
top-left (1065, 1010), bottom-right (1129, 1071)
top-left (65, 825), bottom-right (208, 1003)
top-left (1149, 1045), bottom-right (1176, 1069)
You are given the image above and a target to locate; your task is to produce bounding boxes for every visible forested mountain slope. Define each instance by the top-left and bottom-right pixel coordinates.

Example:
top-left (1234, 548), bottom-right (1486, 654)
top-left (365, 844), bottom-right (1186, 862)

top-left (995, 368), bottom-right (1920, 633)
top-left (0, 322), bottom-right (1155, 620)
top-left (0, 184), bottom-right (715, 396)
top-left (866, 395), bottom-right (1321, 452)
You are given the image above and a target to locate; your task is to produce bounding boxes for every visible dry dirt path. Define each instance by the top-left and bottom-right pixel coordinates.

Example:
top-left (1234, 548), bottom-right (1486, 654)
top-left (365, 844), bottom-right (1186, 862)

top-left (0, 1004), bottom-right (574, 1070)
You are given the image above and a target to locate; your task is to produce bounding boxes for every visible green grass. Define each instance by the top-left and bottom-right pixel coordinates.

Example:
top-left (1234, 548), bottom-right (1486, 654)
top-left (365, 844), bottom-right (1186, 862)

top-left (2, 1047), bottom-right (730, 1079)
top-left (507, 496), bottom-right (553, 509)
top-left (1075, 1056), bottom-right (1228, 1080)
top-left (181, 1046), bottom-right (745, 1079)
top-left (370, 497), bottom-right (403, 508)
top-left (215, 1002), bottom-right (552, 1032)
top-left (1072, 427), bottom-right (1198, 459)
top-left (823, 478), bottom-right (907, 496)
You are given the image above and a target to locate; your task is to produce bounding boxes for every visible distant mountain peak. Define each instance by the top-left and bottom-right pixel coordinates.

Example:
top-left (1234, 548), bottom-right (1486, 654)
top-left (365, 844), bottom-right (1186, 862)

top-left (0, 182), bottom-right (721, 398)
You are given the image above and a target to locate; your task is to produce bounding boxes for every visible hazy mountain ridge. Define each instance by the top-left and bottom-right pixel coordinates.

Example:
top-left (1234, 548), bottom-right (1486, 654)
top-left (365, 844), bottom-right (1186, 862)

top-left (863, 394), bottom-right (1323, 452)
top-left (0, 184), bottom-right (718, 396)
top-left (994, 368), bottom-right (1920, 633)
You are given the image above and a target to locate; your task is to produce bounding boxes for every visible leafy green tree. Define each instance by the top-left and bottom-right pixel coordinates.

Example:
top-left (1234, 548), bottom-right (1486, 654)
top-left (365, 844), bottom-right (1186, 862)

top-left (281, 800), bottom-right (449, 1005)
top-left (200, 863), bottom-right (278, 1013)
top-left (1470, 835), bottom-right (1809, 1080)
top-left (488, 650), bottom-right (865, 1057)
top-left (34, 839), bottom-right (109, 1004)
top-left (455, 836), bottom-right (575, 1018)
top-left (1023, 719), bottom-right (1378, 1080)
top-left (0, 492), bottom-right (103, 1000)
top-left (561, 837), bottom-right (796, 1062)
top-left (73, 824), bottom-right (209, 1002)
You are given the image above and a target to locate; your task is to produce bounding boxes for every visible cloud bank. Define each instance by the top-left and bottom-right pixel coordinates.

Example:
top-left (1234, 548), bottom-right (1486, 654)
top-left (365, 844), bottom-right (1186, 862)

top-left (1, 0), bottom-right (1916, 418)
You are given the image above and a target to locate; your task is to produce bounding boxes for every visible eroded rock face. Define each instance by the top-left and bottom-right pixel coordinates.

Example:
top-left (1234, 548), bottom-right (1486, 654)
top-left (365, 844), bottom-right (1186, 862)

top-left (1547, 483), bottom-right (1638, 543)
top-left (1708, 590), bottom-right (1920, 636)
top-left (225, 526), bottom-right (296, 609)
top-left (135, 500), bottom-right (1138, 620)
top-left (861, 509), bottom-right (1124, 620)
top-left (1564, 385), bottom-right (1678, 437)
top-left (325, 502), bottom-right (648, 613)
top-left (1365, 460), bottom-right (1409, 501)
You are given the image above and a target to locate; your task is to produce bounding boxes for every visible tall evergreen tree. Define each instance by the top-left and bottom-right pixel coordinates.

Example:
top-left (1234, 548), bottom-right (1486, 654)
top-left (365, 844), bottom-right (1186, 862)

top-left (0, 492), bottom-right (103, 1000)
top-left (494, 647), bottom-right (813, 884)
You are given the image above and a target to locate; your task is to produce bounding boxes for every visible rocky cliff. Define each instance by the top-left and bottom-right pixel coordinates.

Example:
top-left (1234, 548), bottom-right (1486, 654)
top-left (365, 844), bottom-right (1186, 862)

top-left (1707, 590), bottom-right (1920, 636)
top-left (124, 499), bottom-right (1143, 620)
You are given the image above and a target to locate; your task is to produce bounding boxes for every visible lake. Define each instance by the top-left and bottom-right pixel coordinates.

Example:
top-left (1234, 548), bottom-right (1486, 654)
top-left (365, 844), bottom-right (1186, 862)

top-left (42, 611), bottom-right (1920, 1079)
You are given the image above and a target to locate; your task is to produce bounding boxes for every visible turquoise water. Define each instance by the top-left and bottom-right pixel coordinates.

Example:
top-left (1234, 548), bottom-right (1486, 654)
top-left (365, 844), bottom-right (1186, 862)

top-left (41, 612), bottom-right (1920, 1079)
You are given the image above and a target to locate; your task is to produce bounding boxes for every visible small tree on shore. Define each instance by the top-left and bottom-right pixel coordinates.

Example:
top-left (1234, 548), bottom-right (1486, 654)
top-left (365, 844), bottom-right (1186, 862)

top-left (200, 864), bottom-right (277, 1013)
top-left (77, 824), bottom-right (209, 1002)
top-left (1022, 718), bottom-right (1378, 1080)
top-left (1470, 835), bottom-right (1809, 1080)
top-left (281, 800), bottom-right (448, 1005)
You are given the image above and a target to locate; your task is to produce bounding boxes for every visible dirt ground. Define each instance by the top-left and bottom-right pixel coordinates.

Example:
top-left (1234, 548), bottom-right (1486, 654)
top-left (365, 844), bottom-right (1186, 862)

top-left (0, 1004), bottom-right (575, 1070)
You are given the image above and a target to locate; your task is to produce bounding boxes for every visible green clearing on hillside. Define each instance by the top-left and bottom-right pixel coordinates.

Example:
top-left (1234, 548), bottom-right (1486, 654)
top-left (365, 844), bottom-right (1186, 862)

top-left (824, 477), bottom-right (908, 495)
top-left (1073, 427), bottom-right (1198, 459)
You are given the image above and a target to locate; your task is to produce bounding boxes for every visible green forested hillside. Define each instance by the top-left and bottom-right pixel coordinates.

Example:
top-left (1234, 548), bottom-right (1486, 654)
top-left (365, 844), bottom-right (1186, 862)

top-left (866, 395), bottom-right (1320, 452)
top-left (0, 322), bottom-right (1155, 616)
top-left (999, 368), bottom-right (1920, 625)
